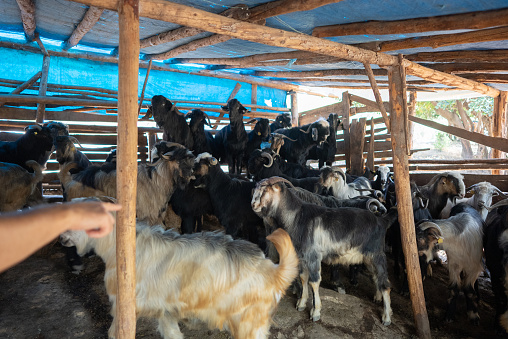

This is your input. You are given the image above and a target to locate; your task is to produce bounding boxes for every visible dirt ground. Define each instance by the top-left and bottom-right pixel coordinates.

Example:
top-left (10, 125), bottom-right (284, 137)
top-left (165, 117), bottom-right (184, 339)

top-left (0, 212), bottom-right (502, 339)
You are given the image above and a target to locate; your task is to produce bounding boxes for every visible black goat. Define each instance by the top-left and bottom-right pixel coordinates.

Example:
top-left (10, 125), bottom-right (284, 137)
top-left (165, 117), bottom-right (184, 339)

top-left (275, 118), bottom-right (330, 165)
top-left (307, 113), bottom-right (341, 168)
top-left (187, 109), bottom-right (215, 156)
top-left (252, 177), bottom-right (397, 325)
top-left (270, 113), bottom-right (292, 133)
top-left (148, 95), bottom-right (194, 149)
top-left (193, 152), bottom-right (264, 248)
top-left (244, 118), bottom-right (270, 173)
top-left (418, 171), bottom-right (465, 219)
top-left (213, 99), bottom-right (249, 174)
top-left (483, 199), bottom-right (508, 334)
top-left (248, 148), bottom-right (320, 181)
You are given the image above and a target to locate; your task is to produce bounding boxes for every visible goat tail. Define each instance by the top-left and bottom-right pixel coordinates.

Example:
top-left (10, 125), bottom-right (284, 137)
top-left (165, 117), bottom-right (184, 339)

top-left (58, 162), bottom-right (78, 187)
top-left (25, 160), bottom-right (44, 184)
top-left (266, 228), bottom-right (299, 293)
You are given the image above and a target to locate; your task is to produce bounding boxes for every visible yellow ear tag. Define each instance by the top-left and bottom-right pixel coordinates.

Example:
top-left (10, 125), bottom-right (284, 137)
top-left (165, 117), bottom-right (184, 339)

top-left (437, 238), bottom-right (443, 244)
top-left (71, 145), bottom-right (76, 152)
top-left (258, 132), bottom-right (261, 136)
top-left (34, 132), bottom-right (37, 135)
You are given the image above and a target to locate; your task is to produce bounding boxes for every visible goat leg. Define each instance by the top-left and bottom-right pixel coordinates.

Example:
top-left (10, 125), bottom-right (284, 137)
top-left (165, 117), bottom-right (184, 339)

top-left (465, 281), bottom-right (480, 325)
top-left (157, 314), bottom-right (183, 339)
top-left (445, 283), bottom-right (460, 323)
top-left (297, 266), bottom-right (310, 312)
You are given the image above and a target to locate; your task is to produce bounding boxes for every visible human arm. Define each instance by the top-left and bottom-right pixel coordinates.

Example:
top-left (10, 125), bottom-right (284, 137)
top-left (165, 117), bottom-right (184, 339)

top-left (0, 201), bottom-right (121, 273)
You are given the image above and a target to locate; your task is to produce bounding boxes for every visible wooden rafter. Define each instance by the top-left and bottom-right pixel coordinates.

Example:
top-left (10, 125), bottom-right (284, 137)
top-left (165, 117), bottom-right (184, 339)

top-left (15, 0), bottom-right (36, 41)
top-left (313, 8), bottom-right (508, 37)
top-left (255, 69), bottom-right (388, 77)
top-left (71, 0), bottom-right (500, 97)
top-left (0, 71), bottom-right (41, 107)
top-left (376, 26), bottom-right (508, 53)
top-left (461, 74), bottom-right (508, 83)
top-left (63, 6), bottom-right (104, 50)
top-left (406, 50), bottom-right (508, 63)
top-left (425, 62), bottom-right (508, 74)
top-left (363, 63), bottom-right (390, 130)
top-left (146, 0), bottom-right (343, 60)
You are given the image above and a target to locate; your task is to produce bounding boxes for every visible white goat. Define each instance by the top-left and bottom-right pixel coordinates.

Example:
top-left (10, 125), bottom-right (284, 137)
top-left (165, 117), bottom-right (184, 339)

top-left (318, 166), bottom-right (372, 199)
top-left (440, 181), bottom-right (507, 220)
top-left (60, 201), bottom-right (298, 339)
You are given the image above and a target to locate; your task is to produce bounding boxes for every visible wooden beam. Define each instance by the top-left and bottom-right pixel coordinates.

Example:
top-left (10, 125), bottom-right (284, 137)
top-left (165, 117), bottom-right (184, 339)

top-left (341, 92), bottom-right (351, 169)
top-left (492, 92), bottom-right (508, 174)
top-left (0, 71), bottom-right (41, 107)
top-left (461, 73), bottom-right (508, 83)
top-left (255, 69), bottom-right (387, 78)
top-left (251, 84), bottom-right (257, 112)
top-left (72, 0), bottom-right (399, 67)
top-left (406, 50), bottom-right (508, 63)
top-left (377, 26), bottom-right (508, 53)
top-left (349, 118), bottom-right (366, 175)
top-left (15, 0), bottom-right (36, 41)
top-left (290, 90), bottom-right (298, 126)
top-left (366, 118), bottom-right (375, 170)
top-left (425, 62), bottom-right (508, 74)
top-left (401, 60), bottom-right (500, 97)
top-left (138, 59), bottom-right (152, 115)
top-left (64, 6), bottom-right (104, 49)
top-left (116, 0), bottom-right (139, 338)
top-left (388, 62), bottom-right (431, 339)
top-left (313, 8), bottom-right (508, 37)
top-left (36, 55), bottom-right (50, 123)
top-left (299, 102), bottom-right (342, 125)
top-left (0, 94), bottom-right (118, 107)
top-left (363, 63), bottom-right (390, 130)
top-left (409, 115), bottom-right (508, 153)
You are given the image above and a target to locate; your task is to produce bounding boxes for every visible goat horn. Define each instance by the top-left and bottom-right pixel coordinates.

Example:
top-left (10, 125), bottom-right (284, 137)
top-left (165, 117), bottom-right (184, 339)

top-left (204, 113), bottom-right (212, 127)
top-left (141, 106), bottom-right (153, 120)
top-left (68, 136), bottom-right (83, 148)
top-left (260, 152), bottom-right (274, 168)
top-left (246, 118), bottom-right (258, 124)
top-left (366, 198), bottom-right (387, 215)
top-left (465, 184), bottom-right (478, 192)
top-left (418, 196), bottom-right (429, 209)
top-left (418, 221), bottom-right (443, 235)
top-left (299, 124), bottom-right (312, 134)
top-left (494, 187), bottom-right (508, 199)
top-left (25, 124), bottom-right (42, 131)
top-left (272, 133), bottom-right (297, 142)
top-left (486, 198), bottom-right (508, 212)
top-left (260, 176), bottom-right (294, 188)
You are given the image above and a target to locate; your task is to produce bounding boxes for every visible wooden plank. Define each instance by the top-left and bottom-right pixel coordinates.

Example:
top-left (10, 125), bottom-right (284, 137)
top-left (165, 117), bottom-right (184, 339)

top-left (15, 0), bottom-right (36, 41)
top-left (349, 118), bottom-right (366, 175)
top-left (409, 115), bottom-right (508, 153)
top-left (290, 91), bottom-right (298, 126)
top-left (410, 173), bottom-right (508, 192)
top-left (299, 102), bottom-right (342, 125)
top-left (388, 63), bottom-right (431, 339)
top-left (250, 84), bottom-right (257, 112)
top-left (116, 0), bottom-right (138, 337)
top-left (363, 63), bottom-right (390, 130)
top-left (71, 0), bottom-right (399, 67)
top-left (64, 6), bottom-right (104, 49)
top-left (406, 50), bottom-right (508, 63)
top-left (0, 71), bottom-right (42, 107)
top-left (36, 56), bottom-right (50, 123)
top-left (312, 8), bottom-right (508, 37)
top-left (255, 69), bottom-right (387, 78)
top-left (249, 0), bottom-right (344, 21)
top-left (407, 164), bottom-right (508, 171)
top-left (492, 92), bottom-right (508, 174)
top-left (427, 62), bottom-right (508, 74)
top-left (0, 94), bottom-right (118, 107)
top-left (341, 92), bottom-right (351, 170)
top-left (138, 59), bottom-right (152, 115)
top-left (366, 118), bottom-right (375, 170)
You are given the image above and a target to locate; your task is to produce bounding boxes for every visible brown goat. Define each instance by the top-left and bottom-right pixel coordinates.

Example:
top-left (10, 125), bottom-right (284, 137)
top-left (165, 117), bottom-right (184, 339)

top-left (0, 160), bottom-right (44, 212)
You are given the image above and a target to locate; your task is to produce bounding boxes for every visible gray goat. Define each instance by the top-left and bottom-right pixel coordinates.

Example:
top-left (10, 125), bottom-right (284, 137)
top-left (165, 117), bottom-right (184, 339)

top-left (252, 176), bottom-right (397, 325)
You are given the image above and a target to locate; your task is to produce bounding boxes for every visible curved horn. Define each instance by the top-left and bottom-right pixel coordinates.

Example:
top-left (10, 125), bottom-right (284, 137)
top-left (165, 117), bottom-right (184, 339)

top-left (494, 186), bottom-right (508, 199)
top-left (299, 124), bottom-right (312, 134)
top-left (260, 152), bottom-right (274, 168)
top-left (277, 134), bottom-right (297, 142)
top-left (418, 221), bottom-right (443, 235)
top-left (260, 176), bottom-right (295, 188)
top-left (203, 113), bottom-right (212, 127)
top-left (465, 184), bottom-right (478, 192)
top-left (246, 118), bottom-right (258, 124)
top-left (486, 198), bottom-right (508, 212)
top-left (366, 198), bottom-right (387, 215)
top-left (68, 136), bottom-right (84, 148)
top-left (141, 106), bottom-right (153, 120)
top-left (25, 124), bottom-right (42, 131)
top-left (334, 169), bottom-right (346, 183)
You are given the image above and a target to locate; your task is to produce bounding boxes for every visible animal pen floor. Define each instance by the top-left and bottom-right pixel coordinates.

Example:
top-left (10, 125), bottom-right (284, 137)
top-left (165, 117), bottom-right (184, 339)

top-left (0, 214), bottom-right (500, 339)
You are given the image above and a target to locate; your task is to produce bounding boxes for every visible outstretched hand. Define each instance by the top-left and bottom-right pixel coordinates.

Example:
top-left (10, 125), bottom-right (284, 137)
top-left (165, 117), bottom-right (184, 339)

top-left (66, 201), bottom-right (122, 238)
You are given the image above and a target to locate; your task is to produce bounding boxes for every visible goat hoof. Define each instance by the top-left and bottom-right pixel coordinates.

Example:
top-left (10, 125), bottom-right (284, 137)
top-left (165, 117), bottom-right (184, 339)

top-left (382, 320), bottom-right (391, 326)
top-left (297, 306), bottom-right (306, 312)
top-left (334, 286), bottom-right (346, 295)
top-left (310, 309), bottom-right (321, 322)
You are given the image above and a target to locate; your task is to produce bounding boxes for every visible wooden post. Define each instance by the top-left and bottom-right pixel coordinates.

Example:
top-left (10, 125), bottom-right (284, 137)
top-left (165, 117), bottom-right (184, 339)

top-left (15, 0), bottom-right (36, 41)
top-left (363, 62), bottom-right (390, 130)
top-left (388, 63), bottom-right (431, 339)
top-left (138, 59), bottom-right (152, 115)
top-left (492, 91), bottom-right (508, 175)
top-left (408, 91), bottom-right (417, 154)
top-left (35, 55), bottom-right (50, 123)
top-left (366, 118), bottom-right (375, 170)
top-left (290, 90), bottom-right (298, 126)
top-left (251, 84), bottom-right (257, 112)
top-left (341, 91), bottom-right (351, 170)
top-left (116, 0), bottom-right (139, 338)
top-left (0, 71), bottom-right (41, 107)
top-left (349, 117), bottom-right (366, 175)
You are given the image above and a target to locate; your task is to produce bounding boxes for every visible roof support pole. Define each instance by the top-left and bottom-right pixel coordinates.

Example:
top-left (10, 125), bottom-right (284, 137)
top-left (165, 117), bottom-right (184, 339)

top-left (64, 6), bottom-right (104, 50)
top-left (138, 59), bottom-right (152, 115)
top-left (15, 0), bottom-right (36, 41)
top-left (35, 55), bottom-right (50, 123)
top-left (492, 91), bottom-right (508, 174)
top-left (388, 62), bottom-right (431, 339)
top-left (289, 90), bottom-right (298, 127)
top-left (116, 0), bottom-right (139, 338)
top-left (363, 62), bottom-right (390, 130)
top-left (341, 91), bottom-right (351, 170)
top-left (251, 84), bottom-right (257, 112)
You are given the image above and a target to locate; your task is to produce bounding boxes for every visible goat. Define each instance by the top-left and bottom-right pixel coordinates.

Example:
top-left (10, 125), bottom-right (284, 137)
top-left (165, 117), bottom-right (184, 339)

top-left (59, 141), bottom-right (195, 226)
top-left (440, 181), bottom-right (507, 220)
top-left (0, 160), bottom-right (44, 212)
top-left (245, 118), bottom-right (270, 165)
top-left (54, 136), bottom-right (92, 174)
top-left (60, 200), bottom-right (299, 339)
top-left (418, 171), bottom-right (465, 219)
top-left (270, 113), bottom-right (292, 133)
top-left (370, 166), bottom-right (392, 192)
top-left (104, 149), bottom-right (117, 164)
top-left (307, 113), bottom-right (341, 168)
top-left (252, 176), bottom-right (397, 325)
top-left (484, 198), bottom-right (508, 334)
top-left (275, 118), bottom-right (330, 165)
top-left (416, 203), bottom-right (484, 324)
top-left (148, 95), bottom-right (194, 149)
top-left (248, 148), bottom-right (320, 181)
top-left (316, 166), bottom-right (372, 199)
top-left (187, 108), bottom-right (215, 156)
top-left (193, 153), bottom-right (265, 247)
top-left (213, 99), bottom-right (249, 174)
